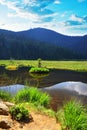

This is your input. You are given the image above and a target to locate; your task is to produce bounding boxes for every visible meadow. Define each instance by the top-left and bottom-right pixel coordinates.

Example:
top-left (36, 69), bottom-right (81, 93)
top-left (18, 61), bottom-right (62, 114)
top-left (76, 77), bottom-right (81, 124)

top-left (0, 60), bottom-right (87, 72)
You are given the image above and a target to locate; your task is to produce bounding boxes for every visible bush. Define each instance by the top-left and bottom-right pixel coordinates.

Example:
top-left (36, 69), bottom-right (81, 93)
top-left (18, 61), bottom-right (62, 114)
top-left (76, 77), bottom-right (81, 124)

top-left (14, 87), bottom-right (51, 107)
top-left (56, 100), bottom-right (87, 130)
top-left (5, 65), bottom-right (18, 70)
top-left (29, 67), bottom-right (49, 74)
top-left (0, 90), bottom-right (12, 101)
top-left (10, 104), bottom-right (29, 121)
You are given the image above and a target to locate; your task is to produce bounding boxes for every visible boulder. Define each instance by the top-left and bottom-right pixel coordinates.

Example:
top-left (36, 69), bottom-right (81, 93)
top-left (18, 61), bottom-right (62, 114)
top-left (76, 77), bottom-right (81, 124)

top-left (0, 116), bottom-right (13, 129)
top-left (0, 102), bottom-right (9, 115)
top-left (5, 102), bottom-right (15, 108)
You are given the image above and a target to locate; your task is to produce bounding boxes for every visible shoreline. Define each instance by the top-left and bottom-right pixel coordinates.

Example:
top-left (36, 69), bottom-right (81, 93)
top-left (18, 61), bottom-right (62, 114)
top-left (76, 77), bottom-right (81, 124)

top-left (0, 67), bottom-right (87, 87)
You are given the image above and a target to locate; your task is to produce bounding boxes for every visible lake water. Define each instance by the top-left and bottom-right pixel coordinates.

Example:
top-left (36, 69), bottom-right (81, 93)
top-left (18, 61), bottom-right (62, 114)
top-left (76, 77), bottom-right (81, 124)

top-left (44, 81), bottom-right (87, 96)
top-left (1, 81), bottom-right (87, 95)
top-left (43, 81), bottom-right (87, 110)
top-left (0, 81), bottom-right (87, 110)
top-left (0, 67), bottom-right (87, 110)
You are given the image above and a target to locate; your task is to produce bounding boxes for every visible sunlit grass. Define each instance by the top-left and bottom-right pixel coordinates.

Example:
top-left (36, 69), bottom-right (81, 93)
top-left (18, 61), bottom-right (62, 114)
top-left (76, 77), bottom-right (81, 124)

top-left (0, 60), bottom-right (87, 72)
top-left (0, 90), bottom-right (12, 101)
top-left (56, 100), bottom-right (87, 130)
top-left (5, 65), bottom-right (18, 70)
top-left (29, 67), bottom-right (49, 73)
top-left (14, 87), bottom-right (51, 108)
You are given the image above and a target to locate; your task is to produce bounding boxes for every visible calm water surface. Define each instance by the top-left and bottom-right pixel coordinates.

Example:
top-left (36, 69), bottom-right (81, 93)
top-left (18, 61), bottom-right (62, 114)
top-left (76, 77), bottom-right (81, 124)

top-left (0, 82), bottom-right (87, 111)
top-left (0, 67), bottom-right (87, 110)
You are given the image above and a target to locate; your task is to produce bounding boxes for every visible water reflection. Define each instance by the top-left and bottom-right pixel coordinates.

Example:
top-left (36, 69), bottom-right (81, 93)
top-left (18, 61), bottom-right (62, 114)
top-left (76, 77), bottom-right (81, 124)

top-left (0, 81), bottom-right (87, 110)
top-left (0, 84), bottom-right (24, 95)
top-left (43, 81), bottom-right (87, 110)
top-left (29, 73), bottom-right (49, 87)
top-left (44, 81), bottom-right (87, 96)
top-left (0, 81), bottom-right (87, 96)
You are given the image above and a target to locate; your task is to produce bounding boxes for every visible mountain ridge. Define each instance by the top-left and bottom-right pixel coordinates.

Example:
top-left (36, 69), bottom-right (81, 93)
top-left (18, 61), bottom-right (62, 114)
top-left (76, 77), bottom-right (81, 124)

top-left (0, 27), bottom-right (87, 60)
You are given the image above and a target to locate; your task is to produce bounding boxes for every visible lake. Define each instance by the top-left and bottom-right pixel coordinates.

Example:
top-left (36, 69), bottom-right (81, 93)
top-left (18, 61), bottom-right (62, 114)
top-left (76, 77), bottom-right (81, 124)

top-left (0, 66), bottom-right (87, 110)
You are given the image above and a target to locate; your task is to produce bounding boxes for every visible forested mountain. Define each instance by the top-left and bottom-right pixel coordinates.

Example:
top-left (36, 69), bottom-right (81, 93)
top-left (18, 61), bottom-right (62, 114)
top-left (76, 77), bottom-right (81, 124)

top-left (0, 28), bottom-right (87, 60)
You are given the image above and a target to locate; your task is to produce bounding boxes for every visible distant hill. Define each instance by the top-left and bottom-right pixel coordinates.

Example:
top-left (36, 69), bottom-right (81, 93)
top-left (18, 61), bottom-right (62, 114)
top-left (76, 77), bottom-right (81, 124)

top-left (0, 28), bottom-right (87, 60)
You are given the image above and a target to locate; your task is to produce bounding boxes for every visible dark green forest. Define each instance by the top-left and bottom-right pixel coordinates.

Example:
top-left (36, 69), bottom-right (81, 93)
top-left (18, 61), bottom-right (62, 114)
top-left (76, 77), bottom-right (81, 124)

top-left (0, 28), bottom-right (86, 60)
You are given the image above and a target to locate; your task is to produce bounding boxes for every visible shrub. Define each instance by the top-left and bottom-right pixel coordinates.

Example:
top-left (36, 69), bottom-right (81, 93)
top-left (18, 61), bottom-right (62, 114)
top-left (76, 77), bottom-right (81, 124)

top-left (0, 90), bottom-right (12, 101)
top-left (14, 87), bottom-right (51, 107)
top-left (37, 58), bottom-right (42, 68)
top-left (5, 65), bottom-right (18, 70)
top-left (29, 67), bottom-right (49, 74)
top-left (10, 104), bottom-right (29, 121)
top-left (56, 100), bottom-right (87, 130)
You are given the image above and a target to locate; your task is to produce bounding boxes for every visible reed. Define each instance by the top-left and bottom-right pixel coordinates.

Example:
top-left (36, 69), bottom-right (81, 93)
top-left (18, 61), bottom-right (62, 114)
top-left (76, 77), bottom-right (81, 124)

top-left (56, 100), bottom-right (87, 130)
top-left (0, 90), bottom-right (12, 101)
top-left (14, 87), bottom-right (51, 108)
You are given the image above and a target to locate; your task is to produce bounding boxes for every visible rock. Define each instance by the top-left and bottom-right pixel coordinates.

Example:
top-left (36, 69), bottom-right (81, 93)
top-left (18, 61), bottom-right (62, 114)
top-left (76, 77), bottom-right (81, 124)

top-left (0, 115), bottom-right (13, 129)
top-left (0, 99), bottom-right (3, 103)
top-left (5, 102), bottom-right (15, 108)
top-left (0, 102), bottom-right (9, 115)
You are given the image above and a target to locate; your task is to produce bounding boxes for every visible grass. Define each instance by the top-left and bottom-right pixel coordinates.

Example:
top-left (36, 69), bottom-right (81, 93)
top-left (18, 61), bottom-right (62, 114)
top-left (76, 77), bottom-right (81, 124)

top-left (29, 67), bottom-right (49, 73)
top-left (5, 65), bottom-right (18, 70)
top-left (14, 87), bottom-right (51, 108)
top-left (0, 90), bottom-right (12, 101)
top-left (0, 88), bottom-right (55, 118)
top-left (19, 102), bottom-right (56, 118)
top-left (9, 104), bottom-right (29, 121)
top-left (56, 100), bottom-right (87, 130)
top-left (0, 60), bottom-right (87, 72)
top-left (29, 67), bottom-right (49, 79)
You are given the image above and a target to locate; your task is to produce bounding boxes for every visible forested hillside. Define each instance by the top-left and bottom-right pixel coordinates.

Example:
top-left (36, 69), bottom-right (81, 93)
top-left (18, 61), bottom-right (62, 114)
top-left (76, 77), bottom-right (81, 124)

top-left (0, 28), bottom-right (87, 60)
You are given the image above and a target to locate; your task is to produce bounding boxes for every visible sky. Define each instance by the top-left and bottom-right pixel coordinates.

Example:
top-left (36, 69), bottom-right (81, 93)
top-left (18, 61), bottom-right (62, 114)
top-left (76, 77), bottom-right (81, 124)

top-left (0, 0), bottom-right (87, 36)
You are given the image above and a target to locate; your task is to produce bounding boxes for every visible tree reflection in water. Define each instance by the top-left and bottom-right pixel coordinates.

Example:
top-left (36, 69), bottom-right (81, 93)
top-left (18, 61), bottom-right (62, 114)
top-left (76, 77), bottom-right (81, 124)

top-left (29, 72), bottom-right (49, 87)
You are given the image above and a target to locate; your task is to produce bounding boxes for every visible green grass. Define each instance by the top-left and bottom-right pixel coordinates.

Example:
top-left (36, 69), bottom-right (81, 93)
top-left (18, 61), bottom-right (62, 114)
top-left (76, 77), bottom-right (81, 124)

top-left (9, 104), bottom-right (29, 121)
top-left (0, 60), bottom-right (87, 72)
top-left (56, 100), bottom-right (87, 130)
top-left (14, 87), bottom-right (51, 108)
top-left (5, 65), bottom-right (18, 70)
top-left (20, 102), bottom-right (56, 118)
top-left (29, 67), bottom-right (49, 79)
top-left (0, 88), bottom-right (54, 118)
top-left (0, 90), bottom-right (12, 101)
top-left (29, 67), bottom-right (49, 73)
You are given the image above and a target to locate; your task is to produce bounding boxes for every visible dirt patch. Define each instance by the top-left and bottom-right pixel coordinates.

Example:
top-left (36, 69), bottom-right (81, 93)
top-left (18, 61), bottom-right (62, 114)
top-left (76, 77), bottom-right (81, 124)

top-left (0, 112), bottom-right (61, 130)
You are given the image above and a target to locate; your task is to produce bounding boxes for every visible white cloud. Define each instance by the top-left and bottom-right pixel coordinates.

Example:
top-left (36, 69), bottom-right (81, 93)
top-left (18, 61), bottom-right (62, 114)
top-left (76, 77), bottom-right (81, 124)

top-left (63, 22), bottom-right (87, 36)
top-left (70, 14), bottom-right (84, 23)
top-left (23, 0), bottom-right (29, 4)
top-left (0, 0), bottom-right (5, 4)
top-left (41, 13), bottom-right (58, 19)
top-left (0, 0), bottom-right (55, 23)
top-left (60, 11), bottom-right (68, 18)
top-left (0, 0), bottom-right (40, 22)
top-left (54, 0), bottom-right (61, 4)
top-left (0, 23), bottom-right (31, 31)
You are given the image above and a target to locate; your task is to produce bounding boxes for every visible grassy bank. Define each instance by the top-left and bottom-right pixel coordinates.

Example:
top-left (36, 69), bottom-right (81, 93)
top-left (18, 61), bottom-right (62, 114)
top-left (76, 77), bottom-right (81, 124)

top-left (0, 87), bottom-right (55, 118)
top-left (0, 60), bottom-right (87, 72)
top-left (0, 87), bottom-right (87, 130)
top-left (56, 100), bottom-right (87, 130)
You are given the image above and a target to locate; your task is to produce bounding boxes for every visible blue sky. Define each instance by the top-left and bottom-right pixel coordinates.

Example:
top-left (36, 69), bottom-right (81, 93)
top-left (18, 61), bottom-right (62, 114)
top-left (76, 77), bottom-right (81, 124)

top-left (0, 0), bottom-right (87, 36)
